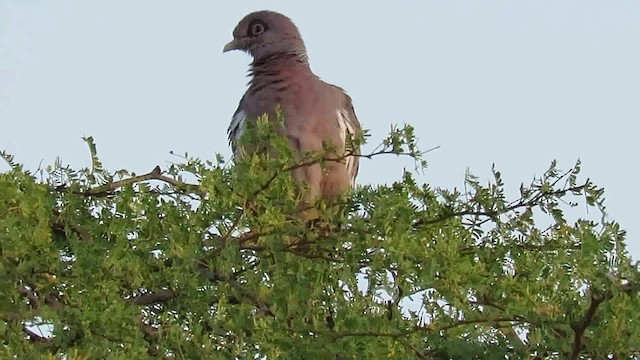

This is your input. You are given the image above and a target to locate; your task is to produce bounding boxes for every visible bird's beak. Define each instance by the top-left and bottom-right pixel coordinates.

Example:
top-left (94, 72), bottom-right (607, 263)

top-left (223, 39), bottom-right (240, 53)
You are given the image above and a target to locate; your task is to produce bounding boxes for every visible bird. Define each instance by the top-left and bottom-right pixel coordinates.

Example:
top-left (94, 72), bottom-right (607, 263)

top-left (223, 10), bottom-right (362, 215)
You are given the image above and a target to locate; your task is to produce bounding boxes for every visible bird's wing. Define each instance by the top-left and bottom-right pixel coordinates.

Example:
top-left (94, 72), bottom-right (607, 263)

top-left (336, 92), bottom-right (362, 186)
top-left (228, 95), bottom-right (247, 156)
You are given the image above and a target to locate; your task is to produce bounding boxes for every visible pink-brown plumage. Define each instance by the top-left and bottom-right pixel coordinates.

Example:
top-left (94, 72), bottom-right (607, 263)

top-left (224, 10), bottom-right (362, 205)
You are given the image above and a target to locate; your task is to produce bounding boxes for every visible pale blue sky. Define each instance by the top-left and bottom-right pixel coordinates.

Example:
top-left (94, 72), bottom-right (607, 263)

top-left (1, 1), bottom-right (639, 257)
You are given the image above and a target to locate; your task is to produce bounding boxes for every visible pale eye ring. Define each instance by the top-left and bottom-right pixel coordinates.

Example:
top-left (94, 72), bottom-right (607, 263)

top-left (251, 23), bottom-right (265, 36)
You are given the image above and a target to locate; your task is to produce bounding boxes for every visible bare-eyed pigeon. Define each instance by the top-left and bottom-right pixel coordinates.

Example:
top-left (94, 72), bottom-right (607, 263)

top-left (224, 10), bottom-right (362, 208)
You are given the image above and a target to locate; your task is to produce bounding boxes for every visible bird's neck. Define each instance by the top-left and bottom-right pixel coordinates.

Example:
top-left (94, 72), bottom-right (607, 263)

top-left (250, 52), bottom-right (310, 73)
top-left (247, 53), bottom-right (314, 95)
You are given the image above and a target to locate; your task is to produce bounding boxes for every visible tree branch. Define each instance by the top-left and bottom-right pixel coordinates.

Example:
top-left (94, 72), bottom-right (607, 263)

top-left (252, 146), bottom-right (429, 198)
top-left (128, 289), bottom-right (177, 306)
top-left (414, 181), bottom-right (590, 228)
top-left (195, 263), bottom-right (274, 317)
top-left (18, 285), bottom-right (40, 309)
top-left (56, 166), bottom-right (200, 197)
top-left (326, 316), bottom-right (522, 340)
top-left (570, 289), bottom-right (606, 359)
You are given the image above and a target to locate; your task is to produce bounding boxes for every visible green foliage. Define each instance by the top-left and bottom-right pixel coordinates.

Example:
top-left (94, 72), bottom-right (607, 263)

top-left (0, 124), bottom-right (638, 360)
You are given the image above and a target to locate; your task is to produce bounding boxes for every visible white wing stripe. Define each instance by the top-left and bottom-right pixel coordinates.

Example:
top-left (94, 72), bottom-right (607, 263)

top-left (228, 110), bottom-right (246, 155)
top-left (336, 109), bottom-right (358, 186)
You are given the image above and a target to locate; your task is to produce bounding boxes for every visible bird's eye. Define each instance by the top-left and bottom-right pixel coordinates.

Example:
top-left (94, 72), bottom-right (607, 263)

top-left (252, 23), bottom-right (264, 35)
top-left (248, 20), bottom-right (267, 36)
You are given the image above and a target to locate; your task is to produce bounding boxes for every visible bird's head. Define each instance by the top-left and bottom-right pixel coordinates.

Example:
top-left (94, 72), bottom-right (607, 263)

top-left (223, 10), bottom-right (307, 62)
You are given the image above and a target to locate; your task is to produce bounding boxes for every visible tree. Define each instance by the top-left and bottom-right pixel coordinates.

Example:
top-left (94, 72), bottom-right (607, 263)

top-left (1, 123), bottom-right (638, 359)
